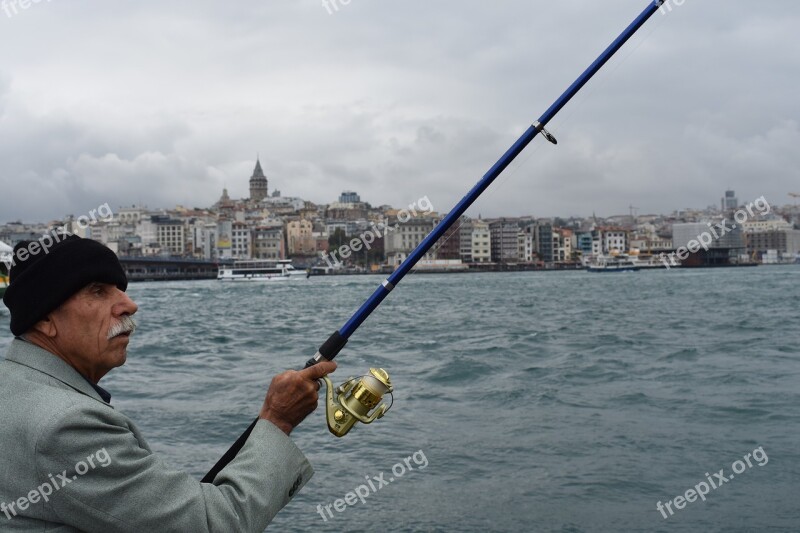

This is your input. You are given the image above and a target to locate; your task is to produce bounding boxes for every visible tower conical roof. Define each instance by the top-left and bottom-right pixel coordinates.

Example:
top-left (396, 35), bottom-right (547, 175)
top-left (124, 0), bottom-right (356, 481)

top-left (252, 158), bottom-right (266, 179)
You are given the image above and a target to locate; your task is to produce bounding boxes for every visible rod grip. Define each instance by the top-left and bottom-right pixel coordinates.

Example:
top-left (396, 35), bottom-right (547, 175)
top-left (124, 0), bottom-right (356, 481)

top-left (320, 330), bottom-right (348, 360)
top-left (304, 330), bottom-right (348, 368)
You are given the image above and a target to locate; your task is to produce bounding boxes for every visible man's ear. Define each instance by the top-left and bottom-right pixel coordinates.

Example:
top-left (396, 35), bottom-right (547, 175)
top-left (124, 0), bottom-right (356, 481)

top-left (31, 316), bottom-right (57, 338)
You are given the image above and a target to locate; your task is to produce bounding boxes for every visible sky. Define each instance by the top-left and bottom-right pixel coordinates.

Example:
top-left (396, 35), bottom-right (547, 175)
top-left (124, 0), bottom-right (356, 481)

top-left (0, 0), bottom-right (798, 223)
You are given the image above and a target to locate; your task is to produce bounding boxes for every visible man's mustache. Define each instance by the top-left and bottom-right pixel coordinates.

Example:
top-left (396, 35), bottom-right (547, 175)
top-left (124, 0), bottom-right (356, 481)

top-left (107, 315), bottom-right (137, 340)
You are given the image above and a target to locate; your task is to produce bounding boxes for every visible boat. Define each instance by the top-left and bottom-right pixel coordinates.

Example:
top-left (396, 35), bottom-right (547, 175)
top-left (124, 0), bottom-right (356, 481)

top-left (1, 241), bottom-right (12, 297)
top-left (586, 255), bottom-right (640, 273)
top-left (0, 270), bottom-right (8, 298)
top-left (217, 259), bottom-right (308, 282)
top-left (632, 255), bottom-right (673, 269)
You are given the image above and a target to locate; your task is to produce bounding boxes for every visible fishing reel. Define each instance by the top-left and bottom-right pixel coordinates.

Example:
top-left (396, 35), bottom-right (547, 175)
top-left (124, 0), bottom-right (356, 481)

top-left (320, 368), bottom-right (393, 437)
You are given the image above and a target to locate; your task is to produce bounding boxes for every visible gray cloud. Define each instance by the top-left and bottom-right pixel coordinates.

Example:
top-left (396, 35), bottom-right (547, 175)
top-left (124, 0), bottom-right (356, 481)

top-left (0, 0), bottom-right (797, 222)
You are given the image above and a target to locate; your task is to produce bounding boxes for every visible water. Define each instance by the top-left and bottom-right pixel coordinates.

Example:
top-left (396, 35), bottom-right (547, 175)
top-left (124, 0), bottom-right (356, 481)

top-left (1, 267), bottom-right (798, 532)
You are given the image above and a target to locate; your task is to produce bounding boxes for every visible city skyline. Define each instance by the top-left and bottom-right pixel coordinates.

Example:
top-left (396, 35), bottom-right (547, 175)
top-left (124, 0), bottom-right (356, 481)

top-left (0, 166), bottom-right (789, 227)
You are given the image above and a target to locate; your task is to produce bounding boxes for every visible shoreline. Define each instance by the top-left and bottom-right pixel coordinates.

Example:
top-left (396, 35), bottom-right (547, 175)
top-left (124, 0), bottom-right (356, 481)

top-left (120, 261), bottom-right (788, 283)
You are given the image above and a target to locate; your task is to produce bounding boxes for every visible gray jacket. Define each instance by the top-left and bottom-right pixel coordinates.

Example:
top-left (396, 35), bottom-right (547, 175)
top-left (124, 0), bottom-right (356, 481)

top-left (0, 338), bottom-right (313, 532)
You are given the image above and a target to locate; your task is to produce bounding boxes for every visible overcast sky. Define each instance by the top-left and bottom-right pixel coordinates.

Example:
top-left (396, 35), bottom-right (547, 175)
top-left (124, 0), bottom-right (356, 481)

top-left (0, 1), bottom-right (797, 223)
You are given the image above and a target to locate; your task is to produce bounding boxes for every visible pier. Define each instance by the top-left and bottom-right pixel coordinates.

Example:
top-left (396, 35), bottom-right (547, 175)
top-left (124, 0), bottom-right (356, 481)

top-left (119, 257), bottom-right (219, 282)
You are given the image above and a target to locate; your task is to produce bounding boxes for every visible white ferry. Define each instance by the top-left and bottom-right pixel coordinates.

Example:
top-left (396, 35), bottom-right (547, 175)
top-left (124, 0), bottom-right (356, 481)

top-left (0, 241), bottom-right (12, 298)
top-left (217, 260), bottom-right (308, 282)
top-left (586, 255), bottom-right (640, 273)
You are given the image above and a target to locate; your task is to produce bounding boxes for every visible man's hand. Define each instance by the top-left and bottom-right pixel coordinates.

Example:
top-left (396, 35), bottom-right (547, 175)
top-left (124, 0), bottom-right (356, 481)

top-left (259, 361), bottom-right (337, 435)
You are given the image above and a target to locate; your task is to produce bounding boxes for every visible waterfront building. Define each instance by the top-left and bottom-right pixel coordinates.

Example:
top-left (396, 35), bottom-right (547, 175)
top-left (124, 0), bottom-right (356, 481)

top-left (459, 219), bottom-right (491, 263)
top-left (133, 216), bottom-right (157, 252)
top-left (286, 219), bottom-right (316, 256)
top-left (105, 221), bottom-right (133, 245)
top-left (216, 219), bottom-right (233, 260)
top-left (742, 217), bottom-right (792, 233)
top-left (489, 219), bottom-right (521, 263)
top-left (154, 217), bottom-right (186, 255)
top-left (433, 217), bottom-right (461, 260)
top-left (459, 220), bottom-right (474, 262)
top-left (518, 225), bottom-right (534, 263)
top-left (231, 222), bottom-right (252, 259)
top-left (112, 235), bottom-right (142, 257)
top-left (535, 222), bottom-right (554, 264)
top-left (745, 229), bottom-right (800, 261)
top-left (591, 227), bottom-right (628, 256)
top-left (555, 229), bottom-right (573, 263)
top-left (384, 215), bottom-right (437, 267)
top-left (85, 222), bottom-right (112, 244)
top-left (253, 225), bottom-right (285, 260)
top-left (471, 220), bottom-right (491, 263)
top-left (671, 220), bottom-right (746, 266)
top-left (190, 221), bottom-right (218, 260)
top-left (672, 223), bottom-right (711, 249)
top-left (630, 236), bottom-right (673, 254)
top-left (576, 231), bottom-right (593, 257)
top-left (312, 230), bottom-right (330, 254)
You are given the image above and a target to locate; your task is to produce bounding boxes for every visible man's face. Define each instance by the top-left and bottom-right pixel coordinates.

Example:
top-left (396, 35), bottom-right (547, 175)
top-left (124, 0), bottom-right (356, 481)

top-left (47, 282), bottom-right (138, 383)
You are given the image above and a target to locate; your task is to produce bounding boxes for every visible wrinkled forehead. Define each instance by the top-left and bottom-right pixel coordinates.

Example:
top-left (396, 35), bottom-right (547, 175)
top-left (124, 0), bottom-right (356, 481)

top-left (56, 282), bottom-right (120, 313)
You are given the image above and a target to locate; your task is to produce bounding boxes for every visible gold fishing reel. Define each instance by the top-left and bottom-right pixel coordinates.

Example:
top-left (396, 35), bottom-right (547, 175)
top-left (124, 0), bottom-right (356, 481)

top-left (321, 368), bottom-right (393, 438)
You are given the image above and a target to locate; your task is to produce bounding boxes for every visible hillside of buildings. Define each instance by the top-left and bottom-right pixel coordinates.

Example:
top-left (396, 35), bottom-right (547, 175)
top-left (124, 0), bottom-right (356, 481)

top-left (2, 161), bottom-right (799, 271)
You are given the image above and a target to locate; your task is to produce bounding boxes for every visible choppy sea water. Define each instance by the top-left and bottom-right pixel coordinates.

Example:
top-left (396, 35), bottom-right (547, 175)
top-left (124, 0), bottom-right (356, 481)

top-left (1, 266), bottom-right (798, 532)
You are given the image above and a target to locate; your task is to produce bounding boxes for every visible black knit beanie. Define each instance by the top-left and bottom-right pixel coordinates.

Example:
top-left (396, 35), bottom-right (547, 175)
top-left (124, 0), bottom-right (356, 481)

top-left (2, 234), bottom-right (128, 336)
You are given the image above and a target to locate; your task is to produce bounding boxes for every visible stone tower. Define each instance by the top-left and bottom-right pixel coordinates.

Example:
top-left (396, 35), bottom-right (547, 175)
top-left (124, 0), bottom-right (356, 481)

top-left (249, 158), bottom-right (268, 202)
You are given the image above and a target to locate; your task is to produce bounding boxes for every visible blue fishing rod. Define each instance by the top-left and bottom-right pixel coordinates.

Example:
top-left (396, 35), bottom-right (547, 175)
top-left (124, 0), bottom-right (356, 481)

top-left (203, 0), bottom-right (667, 483)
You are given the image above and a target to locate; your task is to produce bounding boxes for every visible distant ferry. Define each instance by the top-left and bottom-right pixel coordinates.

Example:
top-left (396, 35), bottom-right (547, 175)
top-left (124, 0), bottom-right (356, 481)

top-left (1, 241), bottom-right (11, 297)
top-left (217, 260), bottom-right (308, 282)
top-left (586, 256), bottom-right (640, 273)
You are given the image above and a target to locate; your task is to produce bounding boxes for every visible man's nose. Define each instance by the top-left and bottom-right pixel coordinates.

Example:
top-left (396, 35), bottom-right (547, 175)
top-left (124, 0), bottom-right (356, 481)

top-left (113, 289), bottom-right (138, 316)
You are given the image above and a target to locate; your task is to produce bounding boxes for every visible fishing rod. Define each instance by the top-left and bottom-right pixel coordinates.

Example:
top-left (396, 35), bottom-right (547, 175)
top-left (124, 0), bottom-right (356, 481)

top-left (203, 0), bottom-right (667, 483)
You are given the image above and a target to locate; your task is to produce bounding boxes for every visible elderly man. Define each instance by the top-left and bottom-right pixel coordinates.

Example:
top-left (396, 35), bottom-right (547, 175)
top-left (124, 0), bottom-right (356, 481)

top-left (0, 235), bottom-right (336, 532)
